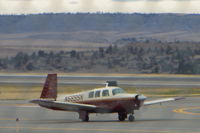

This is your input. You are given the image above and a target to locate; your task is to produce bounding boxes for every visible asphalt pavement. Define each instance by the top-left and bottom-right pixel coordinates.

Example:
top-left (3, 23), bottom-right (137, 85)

top-left (0, 97), bottom-right (199, 133)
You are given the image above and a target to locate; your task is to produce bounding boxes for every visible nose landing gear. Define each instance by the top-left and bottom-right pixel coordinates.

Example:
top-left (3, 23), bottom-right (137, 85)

top-left (128, 110), bottom-right (135, 122)
top-left (128, 114), bottom-right (135, 122)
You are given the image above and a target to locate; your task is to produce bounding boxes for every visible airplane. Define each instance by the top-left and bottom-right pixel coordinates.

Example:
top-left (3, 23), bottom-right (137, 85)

top-left (30, 74), bottom-right (184, 122)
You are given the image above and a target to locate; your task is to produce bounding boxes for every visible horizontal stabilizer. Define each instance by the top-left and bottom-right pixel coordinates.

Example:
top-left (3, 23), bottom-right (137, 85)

top-left (30, 99), bottom-right (97, 112)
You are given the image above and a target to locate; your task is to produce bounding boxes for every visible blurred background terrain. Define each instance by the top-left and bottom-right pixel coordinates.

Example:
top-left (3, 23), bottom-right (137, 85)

top-left (1, 13), bottom-right (200, 74)
top-left (1, 13), bottom-right (200, 98)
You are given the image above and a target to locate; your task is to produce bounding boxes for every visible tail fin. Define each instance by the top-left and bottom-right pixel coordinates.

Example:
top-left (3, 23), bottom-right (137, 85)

top-left (40, 74), bottom-right (57, 100)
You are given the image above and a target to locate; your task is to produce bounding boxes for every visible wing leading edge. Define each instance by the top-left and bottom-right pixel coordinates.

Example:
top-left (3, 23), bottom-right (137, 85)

top-left (143, 97), bottom-right (184, 106)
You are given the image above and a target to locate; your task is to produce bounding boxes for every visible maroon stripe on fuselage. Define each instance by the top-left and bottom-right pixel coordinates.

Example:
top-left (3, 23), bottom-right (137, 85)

top-left (77, 97), bottom-right (136, 113)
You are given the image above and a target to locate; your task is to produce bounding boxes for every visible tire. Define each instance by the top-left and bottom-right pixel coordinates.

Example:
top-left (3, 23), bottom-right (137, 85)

top-left (128, 115), bottom-right (135, 122)
top-left (82, 115), bottom-right (89, 122)
top-left (118, 113), bottom-right (126, 121)
top-left (79, 111), bottom-right (89, 122)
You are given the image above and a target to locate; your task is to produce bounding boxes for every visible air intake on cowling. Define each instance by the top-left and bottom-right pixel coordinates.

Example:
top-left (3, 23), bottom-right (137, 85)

top-left (106, 81), bottom-right (118, 87)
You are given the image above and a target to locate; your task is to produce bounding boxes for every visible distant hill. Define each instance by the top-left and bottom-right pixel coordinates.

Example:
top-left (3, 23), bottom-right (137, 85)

top-left (0, 13), bottom-right (200, 33)
top-left (1, 13), bottom-right (200, 73)
top-left (1, 13), bottom-right (200, 57)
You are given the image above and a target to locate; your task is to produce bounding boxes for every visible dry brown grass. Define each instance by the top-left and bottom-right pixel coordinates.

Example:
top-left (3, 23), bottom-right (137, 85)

top-left (1, 73), bottom-right (200, 99)
top-left (0, 84), bottom-right (200, 100)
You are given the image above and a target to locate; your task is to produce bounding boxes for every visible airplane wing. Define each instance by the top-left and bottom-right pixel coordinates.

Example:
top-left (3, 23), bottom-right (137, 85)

top-left (143, 97), bottom-right (184, 106)
top-left (30, 99), bottom-right (99, 112)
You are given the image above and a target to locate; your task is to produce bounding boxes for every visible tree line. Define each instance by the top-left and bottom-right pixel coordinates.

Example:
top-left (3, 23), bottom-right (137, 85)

top-left (1, 42), bottom-right (200, 74)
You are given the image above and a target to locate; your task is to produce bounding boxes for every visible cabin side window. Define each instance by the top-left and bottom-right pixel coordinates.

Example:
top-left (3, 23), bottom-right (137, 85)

top-left (102, 90), bottom-right (109, 97)
top-left (95, 90), bottom-right (101, 97)
top-left (88, 91), bottom-right (94, 98)
top-left (112, 88), bottom-right (125, 95)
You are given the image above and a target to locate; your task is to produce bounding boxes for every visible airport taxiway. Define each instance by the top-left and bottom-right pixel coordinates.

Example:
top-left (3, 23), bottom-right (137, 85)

top-left (1, 74), bottom-right (200, 88)
top-left (0, 97), bottom-right (200, 133)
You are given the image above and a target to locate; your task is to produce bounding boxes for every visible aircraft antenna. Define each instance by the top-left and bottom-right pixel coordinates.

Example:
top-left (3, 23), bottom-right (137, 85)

top-left (105, 83), bottom-right (109, 87)
top-left (106, 81), bottom-right (118, 87)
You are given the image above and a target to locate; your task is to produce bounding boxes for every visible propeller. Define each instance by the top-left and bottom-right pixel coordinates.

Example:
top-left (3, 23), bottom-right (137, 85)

top-left (135, 94), bottom-right (147, 108)
top-left (135, 94), bottom-right (147, 101)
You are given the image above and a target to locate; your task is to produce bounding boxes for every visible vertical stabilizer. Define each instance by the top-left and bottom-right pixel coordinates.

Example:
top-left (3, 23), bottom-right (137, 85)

top-left (40, 74), bottom-right (57, 100)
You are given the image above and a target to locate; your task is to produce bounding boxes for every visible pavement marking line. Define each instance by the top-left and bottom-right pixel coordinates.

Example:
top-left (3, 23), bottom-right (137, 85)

top-left (173, 107), bottom-right (200, 115)
top-left (0, 126), bottom-right (200, 133)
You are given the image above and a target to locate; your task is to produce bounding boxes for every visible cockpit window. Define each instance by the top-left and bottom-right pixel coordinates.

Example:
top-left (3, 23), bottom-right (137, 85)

top-left (112, 88), bottom-right (125, 95)
top-left (102, 90), bottom-right (109, 97)
top-left (88, 91), bottom-right (94, 98)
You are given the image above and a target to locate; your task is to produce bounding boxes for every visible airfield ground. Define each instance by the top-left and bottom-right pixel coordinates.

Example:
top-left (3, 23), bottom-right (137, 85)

top-left (0, 97), bottom-right (199, 133)
top-left (0, 73), bottom-right (200, 133)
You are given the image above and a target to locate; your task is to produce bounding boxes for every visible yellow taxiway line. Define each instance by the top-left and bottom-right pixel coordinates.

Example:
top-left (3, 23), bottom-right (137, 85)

top-left (173, 107), bottom-right (200, 115)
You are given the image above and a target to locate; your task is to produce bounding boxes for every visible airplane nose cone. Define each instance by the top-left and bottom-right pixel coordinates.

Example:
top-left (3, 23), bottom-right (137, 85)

top-left (137, 95), bottom-right (147, 101)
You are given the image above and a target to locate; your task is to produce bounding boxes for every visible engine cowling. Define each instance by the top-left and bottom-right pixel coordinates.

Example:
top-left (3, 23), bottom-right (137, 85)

top-left (135, 94), bottom-right (147, 101)
top-left (135, 94), bottom-right (147, 108)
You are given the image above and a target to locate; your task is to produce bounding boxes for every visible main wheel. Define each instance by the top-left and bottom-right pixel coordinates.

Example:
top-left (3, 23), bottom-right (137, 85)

top-left (128, 115), bottom-right (135, 122)
top-left (82, 115), bottom-right (89, 122)
top-left (118, 113), bottom-right (127, 121)
top-left (79, 111), bottom-right (89, 122)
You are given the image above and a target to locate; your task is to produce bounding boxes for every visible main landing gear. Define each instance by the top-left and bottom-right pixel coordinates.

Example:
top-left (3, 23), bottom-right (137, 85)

top-left (79, 111), bottom-right (135, 122)
top-left (79, 111), bottom-right (89, 122)
top-left (118, 112), bottom-right (135, 122)
top-left (118, 112), bottom-right (127, 121)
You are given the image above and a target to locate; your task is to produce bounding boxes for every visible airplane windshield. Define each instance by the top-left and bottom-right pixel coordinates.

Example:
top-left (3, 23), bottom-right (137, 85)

top-left (112, 88), bottom-right (125, 95)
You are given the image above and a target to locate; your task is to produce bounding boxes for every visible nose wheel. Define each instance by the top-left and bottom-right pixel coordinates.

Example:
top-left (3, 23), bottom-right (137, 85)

top-left (128, 114), bottom-right (135, 122)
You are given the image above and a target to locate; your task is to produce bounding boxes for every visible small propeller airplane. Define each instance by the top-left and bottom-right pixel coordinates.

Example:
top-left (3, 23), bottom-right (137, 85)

top-left (30, 74), bottom-right (183, 122)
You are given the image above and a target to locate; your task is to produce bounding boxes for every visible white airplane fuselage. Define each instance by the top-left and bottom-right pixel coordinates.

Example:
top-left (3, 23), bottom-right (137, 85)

top-left (56, 87), bottom-right (146, 113)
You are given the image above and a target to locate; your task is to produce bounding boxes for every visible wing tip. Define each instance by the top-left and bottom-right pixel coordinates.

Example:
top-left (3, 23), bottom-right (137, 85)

top-left (29, 99), bottom-right (40, 104)
top-left (174, 97), bottom-right (185, 101)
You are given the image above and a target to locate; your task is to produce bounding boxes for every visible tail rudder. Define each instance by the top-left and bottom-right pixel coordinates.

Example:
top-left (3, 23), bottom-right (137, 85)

top-left (40, 74), bottom-right (57, 100)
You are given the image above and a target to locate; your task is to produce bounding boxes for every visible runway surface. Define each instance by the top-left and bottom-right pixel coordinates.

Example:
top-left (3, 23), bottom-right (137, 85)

top-left (1, 74), bottom-right (200, 88)
top-left (0, 97), bottom-right (200, 133)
